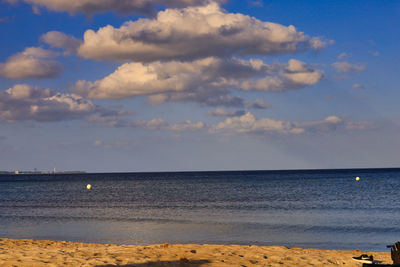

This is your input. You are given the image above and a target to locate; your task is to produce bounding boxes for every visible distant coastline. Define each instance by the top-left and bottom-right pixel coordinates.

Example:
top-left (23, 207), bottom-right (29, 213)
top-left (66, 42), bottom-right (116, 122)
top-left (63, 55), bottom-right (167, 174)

top-left (0, 170), bottom-right (86, 175)
top-left (1, 167), bottom-right (399, 175)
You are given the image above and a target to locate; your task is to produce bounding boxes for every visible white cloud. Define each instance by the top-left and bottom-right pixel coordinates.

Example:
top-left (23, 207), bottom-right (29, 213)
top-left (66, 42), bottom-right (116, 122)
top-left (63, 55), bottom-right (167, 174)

top-left (86, 113), bottom-right (123, 127)
top-left (210, 112), bottom-right (304, 135)
top-left (246, 99), bottom-right (270, 109)
top-left (209, 59), bottom-right (323, 93)
top-left (7, 0), bottom-right (225, 15)
top-left (92, 139), bottom-right (136, 149)
top-left (209, 112), bottom-right (364, 135)
top-left (0, 47), bottom-right (62, 79)
top-left (75, 58), bottom-right (215, 99)
top-left (77, 3), bottom-right (327, 62)
top-left (0, 84), bottom-right (97, 122)
top-left (41, 31), bottom-right (82, 54)
top-left (32, 5), bottom-right (40, 14)
top-left (148, 90), bottom-right (251, 109)
top-left (345, 121), bottom-right (372, 130)
top-left (237, 59), bottom-right (323, 91)
top-left (369, 51), bottom-right (380, 57)
top-left (87, 114), bottom-right (204, 132)
top-left (75, 57), bottom-right (323, 108)
top-left (296, 115), bottom-right (344, 132)
top-left (166, 120), bottom-right (205, 131)
top-left (249, 0), bottom-right (263, 7)
top-left (88, 110), bottom-right (370, 135)
top-left (207, 108), bottom-right (246, 117)
top-left (337, 52), bottom-right (351, 60)
top-left (332, 61), bottom-right (366, 73)
top-left (352, 83), bottom-right (365, 89)
top-left (309, 37), bottom-right (332, 50)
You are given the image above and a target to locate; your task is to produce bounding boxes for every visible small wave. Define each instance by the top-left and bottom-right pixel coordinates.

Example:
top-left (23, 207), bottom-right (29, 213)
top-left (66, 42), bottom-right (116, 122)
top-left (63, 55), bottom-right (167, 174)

top-left (0, 214), bottom-right (192, 224)
top-left (305, 225), bottom-right (400, 233)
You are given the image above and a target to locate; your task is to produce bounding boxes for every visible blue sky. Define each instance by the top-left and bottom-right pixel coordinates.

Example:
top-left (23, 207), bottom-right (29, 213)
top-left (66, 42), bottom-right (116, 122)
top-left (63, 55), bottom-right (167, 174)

top-left (0, 0), bottom-right (399, 172)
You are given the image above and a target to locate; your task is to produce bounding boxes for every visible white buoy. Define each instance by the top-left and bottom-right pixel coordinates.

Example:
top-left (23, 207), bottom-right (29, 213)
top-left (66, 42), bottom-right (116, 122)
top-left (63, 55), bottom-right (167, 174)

top-left (355, 177), bottom-right (360, 181)
top-left (86, 184), bottom-right (92, 190)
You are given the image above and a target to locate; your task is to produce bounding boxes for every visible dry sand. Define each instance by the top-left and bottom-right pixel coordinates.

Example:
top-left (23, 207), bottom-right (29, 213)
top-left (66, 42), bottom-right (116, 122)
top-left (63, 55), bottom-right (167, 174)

top-left (0, 238), bottom-right (392, 266)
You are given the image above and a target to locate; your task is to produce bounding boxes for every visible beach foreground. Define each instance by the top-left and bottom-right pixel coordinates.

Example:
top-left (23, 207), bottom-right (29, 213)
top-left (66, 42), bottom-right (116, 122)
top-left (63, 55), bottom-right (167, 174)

top-left (0, 238), bottom-right (392, 266)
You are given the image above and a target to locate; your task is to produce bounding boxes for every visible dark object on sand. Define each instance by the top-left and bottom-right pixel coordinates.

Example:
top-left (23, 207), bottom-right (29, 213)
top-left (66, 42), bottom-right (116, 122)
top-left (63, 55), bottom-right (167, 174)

top-left (352, 254), bottom-right (374, 264)
top-left (362, 242), bottom-right (400, 266)
top-left (388, 242), bottom-right (400, 265)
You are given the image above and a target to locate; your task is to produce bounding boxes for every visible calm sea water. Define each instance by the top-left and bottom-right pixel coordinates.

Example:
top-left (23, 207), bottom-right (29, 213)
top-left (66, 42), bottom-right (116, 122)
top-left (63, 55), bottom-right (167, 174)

top-left (0, 169), bottom-right (399, 251)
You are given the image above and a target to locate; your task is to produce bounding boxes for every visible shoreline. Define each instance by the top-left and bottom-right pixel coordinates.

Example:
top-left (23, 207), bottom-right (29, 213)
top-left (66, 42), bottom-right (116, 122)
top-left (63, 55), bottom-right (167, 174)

top-left (0, 238), bottom-right (392, 266)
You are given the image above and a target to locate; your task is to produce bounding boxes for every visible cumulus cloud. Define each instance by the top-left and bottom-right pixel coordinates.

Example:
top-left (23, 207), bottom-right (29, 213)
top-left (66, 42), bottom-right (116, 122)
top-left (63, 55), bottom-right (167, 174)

top-left (309, 37), bottom-right (333, 50)
top-left (88, 110), bottom-right (369, 135)
top-left (75, 57), bottom-right (323, 109)
top-left (246, 99), bottom-right (270, 109)
top-left (235, 59), bottom-right (323, 91)
top-left (0, 47), bottom-right (63, 79)
top-left (332, 61), bottom-right (366, 73)
top-left (337, 52), bottom-right (351, 60)
top-left (77, 3), bottom-right (327, 62)
top-left (41, 31), bottom-right (82, 54)
top-left (6, 0), bottom-right (225, 16)
top-left (148, 91), bottom-right (249, 109)
top-left (296, 115), bottom-right (344, 132)
top-left (210, 112), bottom-right (305, 135)
top-left (210, 112), bottom-right (365, 135)
top-left (207, 108), bottom-right (246, 117)
top-left (0, 84), bottom-right (97, 122)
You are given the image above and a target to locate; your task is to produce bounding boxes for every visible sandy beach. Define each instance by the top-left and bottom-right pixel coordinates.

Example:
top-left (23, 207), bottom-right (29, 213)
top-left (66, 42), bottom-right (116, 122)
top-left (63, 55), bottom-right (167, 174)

top-left (0, 238), bottom-right (392, 266)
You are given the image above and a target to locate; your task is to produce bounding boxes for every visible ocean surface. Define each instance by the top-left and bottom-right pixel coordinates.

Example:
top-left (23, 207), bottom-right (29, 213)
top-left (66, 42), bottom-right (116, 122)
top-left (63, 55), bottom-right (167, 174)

top-left (0, 168), bottom-right (399, 251)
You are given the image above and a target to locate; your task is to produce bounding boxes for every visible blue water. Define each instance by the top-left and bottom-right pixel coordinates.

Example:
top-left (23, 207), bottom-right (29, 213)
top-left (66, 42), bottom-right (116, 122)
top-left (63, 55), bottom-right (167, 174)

top-left (0, 169), bottom-right (399, 251)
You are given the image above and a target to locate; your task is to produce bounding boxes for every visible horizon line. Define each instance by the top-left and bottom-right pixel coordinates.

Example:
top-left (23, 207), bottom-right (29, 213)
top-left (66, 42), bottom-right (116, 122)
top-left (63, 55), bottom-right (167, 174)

top-left (2, 166), bottom-right (400, 175)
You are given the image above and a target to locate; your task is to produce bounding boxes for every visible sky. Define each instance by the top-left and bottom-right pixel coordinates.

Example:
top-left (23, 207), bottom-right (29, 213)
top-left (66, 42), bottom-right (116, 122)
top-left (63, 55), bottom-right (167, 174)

top-left (0, 0), bottom-right (399, 172)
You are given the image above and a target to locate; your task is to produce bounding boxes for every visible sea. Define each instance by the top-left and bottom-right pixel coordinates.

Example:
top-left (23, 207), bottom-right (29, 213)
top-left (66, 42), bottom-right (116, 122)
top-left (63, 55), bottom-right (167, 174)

top-left (0, 168), bottom-right (399, 251)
